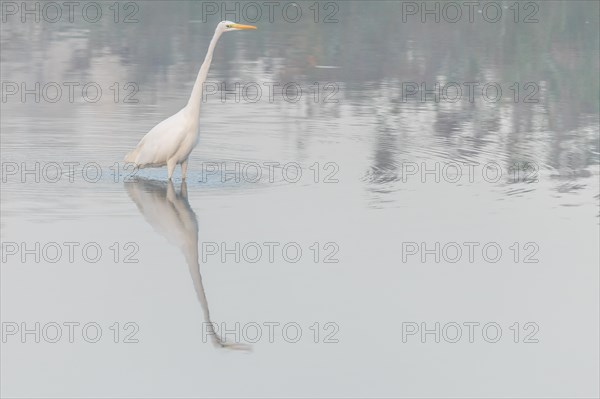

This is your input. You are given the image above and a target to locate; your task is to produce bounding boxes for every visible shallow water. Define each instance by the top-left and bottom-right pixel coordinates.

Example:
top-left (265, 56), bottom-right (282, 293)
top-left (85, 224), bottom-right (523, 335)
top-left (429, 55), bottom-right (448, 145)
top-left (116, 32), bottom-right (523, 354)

top-left (1, 1), bottom-right (599, 397)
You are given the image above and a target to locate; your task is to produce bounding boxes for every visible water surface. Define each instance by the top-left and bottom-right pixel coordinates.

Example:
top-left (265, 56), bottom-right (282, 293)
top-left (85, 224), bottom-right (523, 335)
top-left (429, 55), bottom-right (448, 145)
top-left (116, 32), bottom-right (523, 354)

top-left (1, 1), bottom-right (599, 397)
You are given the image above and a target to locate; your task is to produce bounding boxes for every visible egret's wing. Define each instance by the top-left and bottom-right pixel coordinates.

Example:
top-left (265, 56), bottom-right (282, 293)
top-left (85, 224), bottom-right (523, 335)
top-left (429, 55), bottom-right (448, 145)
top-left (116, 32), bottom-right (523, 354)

top-left (128, 110), bottom-right (189, 166)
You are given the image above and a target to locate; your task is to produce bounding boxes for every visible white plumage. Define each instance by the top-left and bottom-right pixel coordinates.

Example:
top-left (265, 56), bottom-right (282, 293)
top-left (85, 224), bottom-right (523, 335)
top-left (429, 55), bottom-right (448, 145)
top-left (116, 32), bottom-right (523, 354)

top-left (124, 21), bottom-right (257, 179)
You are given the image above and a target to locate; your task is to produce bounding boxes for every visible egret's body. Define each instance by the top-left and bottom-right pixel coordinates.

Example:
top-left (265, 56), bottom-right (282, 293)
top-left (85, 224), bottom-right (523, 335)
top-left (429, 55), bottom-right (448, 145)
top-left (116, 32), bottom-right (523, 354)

top-left (126, 108), bottom-right (197, 177)
top-left (124, 21), bottom-right (256, 179)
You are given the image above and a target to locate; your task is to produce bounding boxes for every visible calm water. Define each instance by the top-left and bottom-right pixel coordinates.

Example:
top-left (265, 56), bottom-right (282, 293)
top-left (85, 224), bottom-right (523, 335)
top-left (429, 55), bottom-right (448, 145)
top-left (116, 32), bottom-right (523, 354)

top-left (1, 1), bottom-right (599, 397)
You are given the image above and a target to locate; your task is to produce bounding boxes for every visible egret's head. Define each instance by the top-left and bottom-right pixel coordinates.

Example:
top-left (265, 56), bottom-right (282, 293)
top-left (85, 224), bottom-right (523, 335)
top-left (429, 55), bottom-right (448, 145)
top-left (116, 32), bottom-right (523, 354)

top-left (219, 20), bottom-right (257, 32)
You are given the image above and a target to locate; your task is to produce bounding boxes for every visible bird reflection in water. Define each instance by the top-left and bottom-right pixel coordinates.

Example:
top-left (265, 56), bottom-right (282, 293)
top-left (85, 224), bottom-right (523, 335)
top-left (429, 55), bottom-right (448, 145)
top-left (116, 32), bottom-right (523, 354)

top-left (125, 178), bottom-right (250, 351)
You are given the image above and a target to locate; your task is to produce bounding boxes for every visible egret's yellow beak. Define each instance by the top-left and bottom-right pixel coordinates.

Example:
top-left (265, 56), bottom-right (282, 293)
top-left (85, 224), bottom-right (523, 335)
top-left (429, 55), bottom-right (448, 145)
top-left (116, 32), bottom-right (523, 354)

top-left (232, 23), bottom-right (257, 30)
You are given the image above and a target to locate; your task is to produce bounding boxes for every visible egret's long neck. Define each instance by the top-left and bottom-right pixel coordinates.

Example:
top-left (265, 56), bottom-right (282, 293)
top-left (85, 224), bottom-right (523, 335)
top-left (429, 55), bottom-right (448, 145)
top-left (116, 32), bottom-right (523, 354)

top-left (186, 28), bottom-right (223, 116)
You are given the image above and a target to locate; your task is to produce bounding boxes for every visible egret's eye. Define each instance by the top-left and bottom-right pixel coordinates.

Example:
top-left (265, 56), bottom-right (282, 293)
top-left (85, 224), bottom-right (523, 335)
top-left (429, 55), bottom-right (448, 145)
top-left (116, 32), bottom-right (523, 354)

top-left (226, 24), bottom-right (232, 28)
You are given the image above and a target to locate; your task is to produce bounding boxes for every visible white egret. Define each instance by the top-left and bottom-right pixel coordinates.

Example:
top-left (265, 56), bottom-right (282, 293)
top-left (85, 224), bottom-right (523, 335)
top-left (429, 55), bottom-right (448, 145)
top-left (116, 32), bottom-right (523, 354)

top-left (124, 21), bottom-right (257, 180)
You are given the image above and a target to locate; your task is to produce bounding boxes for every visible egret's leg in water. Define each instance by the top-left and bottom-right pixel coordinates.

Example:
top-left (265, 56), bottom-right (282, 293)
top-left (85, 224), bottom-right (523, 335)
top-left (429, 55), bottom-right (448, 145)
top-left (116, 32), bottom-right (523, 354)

top-left (167, 159), bottom-right (177, 180)
top-left (181, 159), bottom-right (189, 180)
